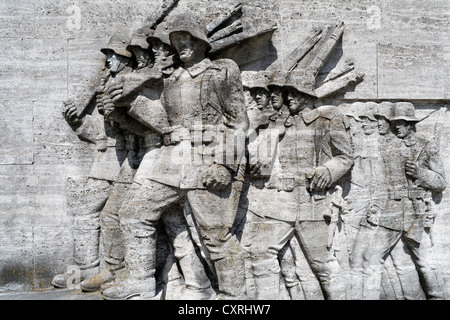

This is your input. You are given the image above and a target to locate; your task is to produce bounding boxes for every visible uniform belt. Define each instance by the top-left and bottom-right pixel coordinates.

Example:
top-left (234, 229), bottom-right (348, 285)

top-left (143, 132), bottom-right (162, 148)
top-left (388, 187), bottom-right (430, 200)
top-left (162, 125), bottom-right (227, 146)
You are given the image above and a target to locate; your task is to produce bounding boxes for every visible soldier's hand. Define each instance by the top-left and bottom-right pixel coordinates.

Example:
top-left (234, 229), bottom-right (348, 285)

top-left (204, 164), bottom-right (232, 191)
top-left (101, 95), bottom-right (116, 119)
top-left (63, 100), bottom-right (82, 126)
top-left (406, 160), bottom-right (420, 179)
top-left (310, 166), bottom-right (331, 191)
top-left (249, 160), bottom-right (272, 176)
top-left (108, 83), bottom-right (124, 103)
top-left (366, 206), bottom-right (381, 226)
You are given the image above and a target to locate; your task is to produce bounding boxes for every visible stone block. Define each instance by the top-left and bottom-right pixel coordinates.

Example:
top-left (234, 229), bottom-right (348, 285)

top-left (0, 101), bottom-right (34, 165)
top-left (0, 0), bottom-right (34, 38)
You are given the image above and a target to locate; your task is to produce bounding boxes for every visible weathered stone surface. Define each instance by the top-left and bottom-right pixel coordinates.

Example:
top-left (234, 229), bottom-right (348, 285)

top-left (0, 0), bottom-right (448, 300)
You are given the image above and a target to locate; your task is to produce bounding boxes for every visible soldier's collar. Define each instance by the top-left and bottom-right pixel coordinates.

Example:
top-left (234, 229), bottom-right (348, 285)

top-left (403, 133), bottom-right (418, 146)
top-left (300, 108), bottom-right (319, 124)
top-left (183, 58), bottom-right (212, 77)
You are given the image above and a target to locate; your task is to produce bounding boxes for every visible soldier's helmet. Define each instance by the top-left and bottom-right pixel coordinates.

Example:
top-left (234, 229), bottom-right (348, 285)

top-left (168, 12), bottom-right (212, 53)
top-left (283, 70), bottom-right (317, 98)
top-left (101, 34), bottom-right (133, 58)
top-left (146, 22), bottom-right (172, 47)
top-left (127, 27), bottom-right (152, 51)
top-left (241, 71), bottom-right (271, 92)
top-left (267, 70), bottom-right (289, 90)
top-left (360, 102), bottom-right (377, 121)
top-left (390, 102), bottom-right (420, 122)
top-left (374, 101), bottom-right (395, 120)
top-left (340, 102), bottom-right (362, 122)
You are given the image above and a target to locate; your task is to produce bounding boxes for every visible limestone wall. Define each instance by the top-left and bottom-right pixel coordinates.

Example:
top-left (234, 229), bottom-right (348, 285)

top-left (0, 0), bottom-right (448, 295)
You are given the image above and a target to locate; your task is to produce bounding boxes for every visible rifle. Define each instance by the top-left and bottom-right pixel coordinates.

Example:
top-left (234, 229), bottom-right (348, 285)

top-left (206, 3), bottom-right (243, 36)
top-left (306, 22), bottom-right (345, 78)
top-left (286, 28), bottom-right (323, 72)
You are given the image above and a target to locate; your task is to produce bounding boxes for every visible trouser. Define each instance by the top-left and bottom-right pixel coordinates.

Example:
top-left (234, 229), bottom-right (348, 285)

top-left (241, 211), bottom-right (347, 300)
top-left (161, 206), bottom-right (212, 293)
top-left (350, 224), bottom-right (422, 300)
top-left (361, 225), bottom-right (444, 300)
top-left (118, 178), bottom-right (246, 298)
top-left (100, 182), bottom-right (130, 271)
top-left (68, 176), bottom-right (113, 270)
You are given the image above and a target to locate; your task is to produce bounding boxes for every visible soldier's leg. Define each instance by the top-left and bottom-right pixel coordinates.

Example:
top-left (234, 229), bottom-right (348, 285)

top-left (295, 220), bottom-right (346, 300)
top-left (161, 205), bottom-right (214, 299)
top-left (52, 176), bottom-right (113, 288)
top-left (241, 210), bottom-right (294, 300)
top-left (388, 239), bottom-right (424, 300)
top-left (403, 233), bottom-right (445, 300)
top-left (102, 180), bottom-right (185, 300)
top-left (348, 224), bottom-right (377, 299)
top-left (279, 241), bottom-right (305, 300)
top-left (288, 236), bottom-right (324, 300)
top-left (360, 226), bottom-right (401, 300)
top-left (81, 181), bottom-right (131, 292)
top-left (381, 255), bottom-right (406, 300)
top-left (186, 187), bottom-right (247, 299)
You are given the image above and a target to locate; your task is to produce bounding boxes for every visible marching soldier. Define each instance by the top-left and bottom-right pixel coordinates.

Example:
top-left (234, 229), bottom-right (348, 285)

top-left (361, 102), bottom-right (446, 300)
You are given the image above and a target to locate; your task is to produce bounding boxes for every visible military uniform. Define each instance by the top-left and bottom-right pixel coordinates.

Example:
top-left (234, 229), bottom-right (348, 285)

top-left (104, 55), bottom-right (249, 300)
top-left (241, 105), bottom-right (353, 300)
top-left (362, 131), bottom-right (446, 299)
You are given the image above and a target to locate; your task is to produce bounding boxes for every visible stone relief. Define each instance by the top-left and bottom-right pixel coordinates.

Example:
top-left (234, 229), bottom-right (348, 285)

top-left (54, 4), bottom-right (447, 300)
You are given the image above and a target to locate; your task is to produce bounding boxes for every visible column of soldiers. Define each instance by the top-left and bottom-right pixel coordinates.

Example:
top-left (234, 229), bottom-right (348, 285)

top-left (56, 11), bottom-right (447, 300)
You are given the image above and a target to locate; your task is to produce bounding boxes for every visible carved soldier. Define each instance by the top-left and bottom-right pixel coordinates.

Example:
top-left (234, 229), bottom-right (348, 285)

top-left (242, 70), bottom-right (353, 300)
top-left (102, 12), bottom-right (249, 300)
top-left (77, 33), bottom-right (160, 292)
top-left (53, 36), bottom-right (135, 288)
top-left (361, 102), bottom-right (447, 300)
top-left (82, 22), bottom-right (216, 299)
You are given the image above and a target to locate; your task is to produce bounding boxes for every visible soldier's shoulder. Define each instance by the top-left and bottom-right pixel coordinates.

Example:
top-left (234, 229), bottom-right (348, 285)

top-left (317, 105), bottom-right (344, 120)
top-left (416, 133), bottom-right (440, 154)
top-left (210, 58), bottom-right (240, 71)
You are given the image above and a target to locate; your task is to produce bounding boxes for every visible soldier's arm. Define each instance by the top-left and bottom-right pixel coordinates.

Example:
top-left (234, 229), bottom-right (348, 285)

top-left (218, 59), bottom-right (249, 134)
top-left (213, 59), bottom-right (249, 172)
top-left (74, 114), bottom-right (102, 144)
top-left (416, 142), bottom-right (447, 192)
top-left (322, 114), bottom-right (354, 185)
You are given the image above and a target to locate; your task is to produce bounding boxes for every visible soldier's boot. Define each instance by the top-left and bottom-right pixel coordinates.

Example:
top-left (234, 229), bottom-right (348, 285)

top-left (299, 279), bottom-right (325, 300)
top-left (52, 228), bottom-right (100, 288)
top-left (178, 252), bottom-right (215, 300)
top-left (101, 226), bottom-right (157, 300)
top-left (100, 269), bottom-right (128, 292)
top-left (52, 266), bottom-right (99, 289)
top-left (214, 254), bottom-right (247, 299)
top-left (418, 267), bottom-right (446, 300)
top-left (361, 271), bottom-right (383, 300)
top-left (286, 282), bottom-right (306, 300)
top-left (81, 224), bottom-right (125, 292)
top-left (253, 273), bottom-right (281, 300)
top-left (348, 270), bottom-right (364, 300)
top-left (320, 276), bottom-right (347, 300)
top-left (390, 267), bottom-right (421, 300)
top-left (162, 255), bottom-right (185, 300)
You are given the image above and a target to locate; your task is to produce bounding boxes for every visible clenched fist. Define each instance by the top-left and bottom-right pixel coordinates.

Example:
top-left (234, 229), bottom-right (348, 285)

top-left (204, 164), bottom-right (232, 191)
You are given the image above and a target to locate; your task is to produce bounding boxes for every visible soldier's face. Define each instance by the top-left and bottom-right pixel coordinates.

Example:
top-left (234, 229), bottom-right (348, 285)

top-left (377, 117), bottom-right (390, 135)
top-left (361, 116), bottom-right (377, 135)
top-left (132, 47), bottom-right (150, 69)
top-left (106, 52), bottom-right (128, 73)
top-left (270, 87), bottom-right (284, 111)
top-left (394, 120), bottom-right (413, 139)
top-left (171, 32), bottom-right (196, 63)
top-left (151, 40), bottom-right (170, 60)
top-left (252, 88), bottom-right (269, 109)
top-left (286, 90), bottom-right (306, 114)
